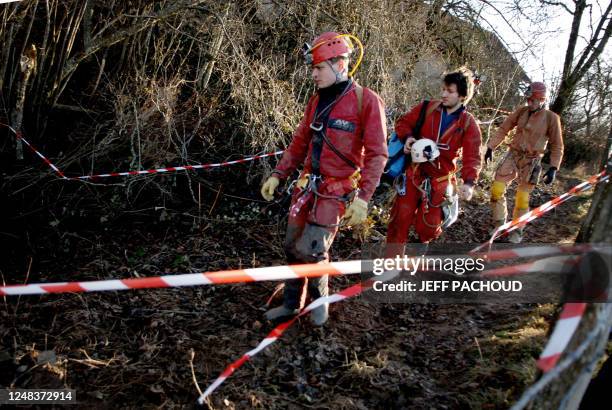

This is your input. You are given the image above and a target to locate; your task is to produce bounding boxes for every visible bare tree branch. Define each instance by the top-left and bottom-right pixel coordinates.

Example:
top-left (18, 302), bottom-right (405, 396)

top-left (539, 0), bottom-right (574, 15)
top-left (56, 0), bottom-right (208, 100)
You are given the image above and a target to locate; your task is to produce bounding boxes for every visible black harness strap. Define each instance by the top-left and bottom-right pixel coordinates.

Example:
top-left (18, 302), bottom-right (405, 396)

top-left (311, 82), bottom-right (360, 176)
top-left (414, 100), bottom-right (430, 140)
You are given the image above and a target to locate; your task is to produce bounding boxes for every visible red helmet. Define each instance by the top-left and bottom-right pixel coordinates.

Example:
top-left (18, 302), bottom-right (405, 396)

top-left (303, 32), bottom-right (353, 66)
top-left (526, 82), bottom-right (547, 100)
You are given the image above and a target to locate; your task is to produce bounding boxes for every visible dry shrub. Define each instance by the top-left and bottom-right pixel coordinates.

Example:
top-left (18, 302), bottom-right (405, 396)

top-left (0, 0), bottom-right (545, 211)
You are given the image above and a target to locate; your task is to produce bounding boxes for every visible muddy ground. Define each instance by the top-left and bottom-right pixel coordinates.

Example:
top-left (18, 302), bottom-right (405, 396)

top-left (0, 170), bottom-right (598, 409)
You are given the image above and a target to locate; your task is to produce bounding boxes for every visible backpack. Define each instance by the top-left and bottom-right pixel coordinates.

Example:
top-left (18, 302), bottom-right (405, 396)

top-left (383, 100), bottom-right (430, 179)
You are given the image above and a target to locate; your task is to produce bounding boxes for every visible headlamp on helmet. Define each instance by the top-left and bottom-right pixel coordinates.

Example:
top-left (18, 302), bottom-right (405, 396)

top-left (300, 32), bottom-right (364, 77)
top-left (301, 42), bottom-right (314, 65)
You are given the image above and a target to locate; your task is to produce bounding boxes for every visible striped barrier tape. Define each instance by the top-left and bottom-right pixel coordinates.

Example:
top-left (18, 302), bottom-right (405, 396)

top-left (1, 123), bottom-right (67, 179)
top-left (198, 244), bottom-right (606, 400)
top-left (0, 244), bottom-right (598, 392)
top-left (196, 251), bottom-right (594, 401)
top-left (196, 247), bottom-right (601, 402)
top-left (72, 151), bottom-right (284, 180)
top-left (16, 132), bottom-right (67, 179)
top-left (2, 244), bottom-right (598, 297)
top-left (484, 247), bottom-right (609, 374)
top-left (471, 171), bottom-right (608, 374)
top-left (0, 261), bottom-right (364, 296)
top-left (480, 245), bottom-right (611, 276)
top-left (556, 306), bottom-right (612, 409)
top-left (536, 303), bottom-right (586, 372)
top-left (477, 119), bottom-right (496, 125)
top-left (484, 246), bottom-right (610, 374)
top-left (471, 171), bottom-right (608, 254)
top-left (481, 255), bottom-right (579, 277)
top-left (196, 269), bottom-right (401, 405)
top-left (2, 121), bottom-right (283, 180)
top-left (2, 124), bottom-right (604, 382)
top-left (476, 107), bottom-right (513, 115)
top-left (511, 303), bottom-right (612, 409)
top-left (474, 244), bottom-right (597, 262)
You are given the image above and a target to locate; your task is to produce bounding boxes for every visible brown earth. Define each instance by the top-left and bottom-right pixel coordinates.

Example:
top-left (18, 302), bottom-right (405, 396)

top-left (0, 170), bottom-right (596, 409)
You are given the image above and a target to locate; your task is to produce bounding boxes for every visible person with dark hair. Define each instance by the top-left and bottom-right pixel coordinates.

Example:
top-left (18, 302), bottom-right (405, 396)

top-left (484, 81), bottom-right (563, 243)
top-left (385, 67), bottom-right (482, 257)
top-left (260, 32), bottom-right (387, 325)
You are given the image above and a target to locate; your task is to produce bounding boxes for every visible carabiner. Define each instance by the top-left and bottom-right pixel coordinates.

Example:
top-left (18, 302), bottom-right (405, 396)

top-left (310, 122), bottom-right (324, 132)
top-left (286, 179), bottom-right (297, 195)
top-left (394, 173), bottom-right (407, 196)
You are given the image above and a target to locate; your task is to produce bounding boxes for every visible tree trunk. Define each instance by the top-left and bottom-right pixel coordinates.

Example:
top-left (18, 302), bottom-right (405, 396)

top-left (11, 45), bottom-right (37, 160)
top-left (551, 0), bottom-right (612, 116)
top-left (525, 124), bottom-right (612, 409)
top-left (576, 123), bottom-right (612, 242)
top-left (426, 0), bottom-right (446, 30)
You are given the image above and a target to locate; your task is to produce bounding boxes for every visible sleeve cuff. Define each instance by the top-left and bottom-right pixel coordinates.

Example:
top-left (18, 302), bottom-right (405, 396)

top-left (271, 170), bottom-right (286, 179)
top-left (356, 190), bottom-right (372, 203)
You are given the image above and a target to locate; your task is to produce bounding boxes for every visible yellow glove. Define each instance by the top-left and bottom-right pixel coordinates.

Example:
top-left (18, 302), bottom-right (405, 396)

top-left (344, 197), bottom-right (368, 226)
top-left (261, 176), bottom-right (280, 201)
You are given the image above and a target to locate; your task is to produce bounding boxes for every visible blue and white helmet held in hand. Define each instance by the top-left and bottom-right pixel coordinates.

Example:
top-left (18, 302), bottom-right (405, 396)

top-left (411, 138), bottom-right (440, 163)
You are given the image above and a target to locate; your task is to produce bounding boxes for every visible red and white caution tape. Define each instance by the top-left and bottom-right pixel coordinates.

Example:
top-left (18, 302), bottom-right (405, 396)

top-left (0, 261), bottom-right (365, 296)
top-left (472, 171), bottom-right (608, 253)
top-left (474, 244), bottom-right (596, 262)
top-left (481, 255), bottom-right (579, 277)
top-left (196, 247), bottom-right (595, 402)
top-left (483, 248), bottom-right (607, 374)
top-left (72, 151), bottom-right (284, 180)
top-left (17, 132), bottom-right (67, 178)
top-left (1, 123), bottom-right (67, 179)
top-left (485, 248), bottom-right (607, 373)
top-left (477, 119), bottom-right (496, 125)
top-left (5, 244), bottom-right (604, 297)
top-left (476, 107), bottom-right (513, 115)
top-left (512, 304), bottom-right (612, 409)
top-left (197, 246), bottom-right (605, 400)
top-left (536, 303), bottom-right (587, 372)
top-left (2, 121), bottom-right (282, 180)
top-left (471, 172), bottom-right (608, 375)
top-left (196, 269), bottom-right (400, 405)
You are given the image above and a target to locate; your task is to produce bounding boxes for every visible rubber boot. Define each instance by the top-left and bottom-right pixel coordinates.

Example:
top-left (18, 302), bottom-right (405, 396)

top-left (310, 303), bottom-right (329, 326)
top-left (265, 305), bottom-right (299, 321)
top-left (490, 181), bottom-right (508, 236)
top-left (510, 189), bottom-right (530, 244)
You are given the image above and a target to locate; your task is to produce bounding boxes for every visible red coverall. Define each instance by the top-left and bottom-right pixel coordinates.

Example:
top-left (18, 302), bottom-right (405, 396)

top-left (272, 81), bottom-right (387, 309)
top-left (385, 100), bottom-right (482, 257)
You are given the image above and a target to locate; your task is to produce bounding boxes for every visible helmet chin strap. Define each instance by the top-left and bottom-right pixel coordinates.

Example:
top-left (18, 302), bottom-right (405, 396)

top-left (326, 60), bottom-right (348, 84)
top-left (528, 100), bottom-right (545, 112)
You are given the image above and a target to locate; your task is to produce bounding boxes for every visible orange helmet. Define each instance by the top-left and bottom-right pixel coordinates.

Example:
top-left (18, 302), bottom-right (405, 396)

top-left (302, 32), bottom-right (353, 66)
top-left (526, 82), bottom-right (547, 100)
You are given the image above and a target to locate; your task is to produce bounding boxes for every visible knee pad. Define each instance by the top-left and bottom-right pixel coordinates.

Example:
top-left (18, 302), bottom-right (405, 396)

top-left (490, 180), bottom-right (507, 201)
top-left (294, 229), bottom-right (329, 263)
top-left (515, 190), bottom-right (530, 210)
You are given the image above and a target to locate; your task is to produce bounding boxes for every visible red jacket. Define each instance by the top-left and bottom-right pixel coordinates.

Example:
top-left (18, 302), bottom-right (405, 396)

top-left (273, 82), bottom-right (388, 202)
top-left (395, 100), bottom-right (482, 183)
